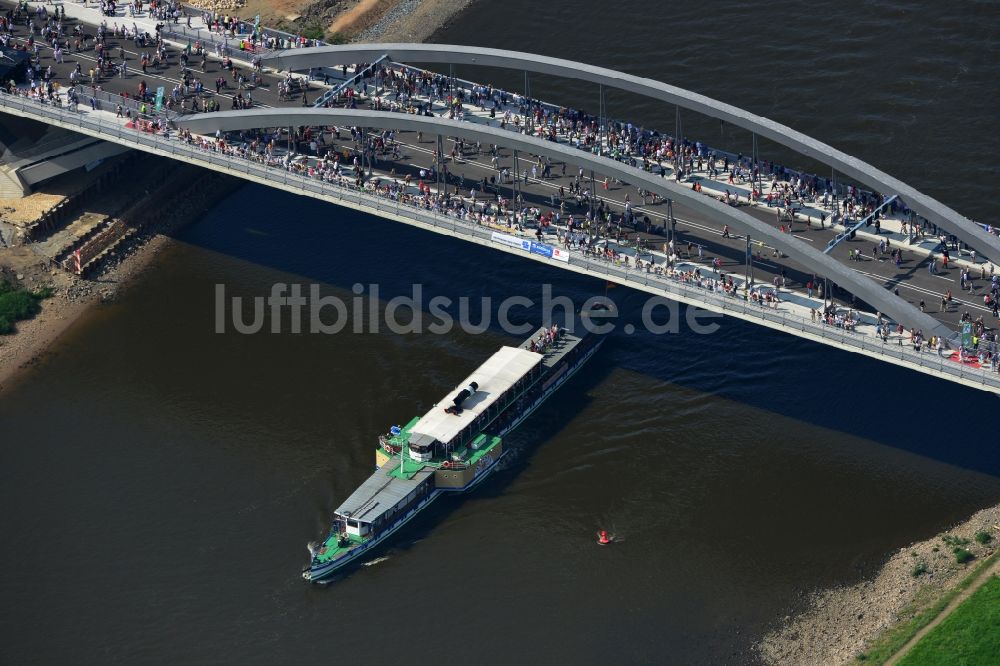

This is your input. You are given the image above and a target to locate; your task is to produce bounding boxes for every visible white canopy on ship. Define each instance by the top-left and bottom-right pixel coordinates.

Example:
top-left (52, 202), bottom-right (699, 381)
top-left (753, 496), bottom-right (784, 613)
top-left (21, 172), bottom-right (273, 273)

top-left (409, 346), bottom-right (542, 447)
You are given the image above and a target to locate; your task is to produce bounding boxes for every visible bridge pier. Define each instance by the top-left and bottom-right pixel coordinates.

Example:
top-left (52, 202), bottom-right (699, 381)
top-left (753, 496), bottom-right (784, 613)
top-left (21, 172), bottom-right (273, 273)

top-left (0, 115), bottom-right (129, 198)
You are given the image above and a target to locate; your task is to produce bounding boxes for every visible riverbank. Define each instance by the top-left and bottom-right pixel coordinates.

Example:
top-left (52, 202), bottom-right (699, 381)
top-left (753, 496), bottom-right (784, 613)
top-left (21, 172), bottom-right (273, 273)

top-left (354, 0), bottom-right (477, 42)
top-left (0, 167), bottom-right (241, 394)
top-left (198, 0), bottom-right (478, 43)
top-left (0, 0), bottom-right (475, 388)
top-left (757, 504), bottom-right (1000, 665)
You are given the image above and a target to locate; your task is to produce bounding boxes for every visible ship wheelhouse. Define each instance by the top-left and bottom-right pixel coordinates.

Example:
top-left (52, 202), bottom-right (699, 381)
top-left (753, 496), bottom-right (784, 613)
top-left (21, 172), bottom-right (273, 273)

top-left (407, 433), bottom-right (439, 463)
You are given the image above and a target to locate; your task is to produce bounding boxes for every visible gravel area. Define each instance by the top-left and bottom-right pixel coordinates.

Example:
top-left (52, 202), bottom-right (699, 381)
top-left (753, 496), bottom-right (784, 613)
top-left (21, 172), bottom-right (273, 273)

top-left (757, 504), bottom-right (1000, 665)
top-left (355, 0), bottom-right (475, 43)
top-left (355, 0), bottom-right (421, 41)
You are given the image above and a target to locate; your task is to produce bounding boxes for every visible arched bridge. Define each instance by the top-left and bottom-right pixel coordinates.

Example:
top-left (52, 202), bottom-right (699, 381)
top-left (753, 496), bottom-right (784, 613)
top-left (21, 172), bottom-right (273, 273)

top-left (262, 44), bottom-right (1000, 268)
top-left (1, 38), bottom-right (998, 394)
top-left (174, 107), bottom-right (948, 340)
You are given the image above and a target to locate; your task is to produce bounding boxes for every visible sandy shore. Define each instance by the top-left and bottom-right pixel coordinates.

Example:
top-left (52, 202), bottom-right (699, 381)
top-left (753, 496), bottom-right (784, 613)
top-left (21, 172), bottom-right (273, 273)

top-left (0, 169), bottom-right (239, 393)
top-left (0, 233), bottom-right (173, 393)
top-left (757, 504), bottom-right (1000, 664)
top-left (0, 285), bottom-right (91, 392)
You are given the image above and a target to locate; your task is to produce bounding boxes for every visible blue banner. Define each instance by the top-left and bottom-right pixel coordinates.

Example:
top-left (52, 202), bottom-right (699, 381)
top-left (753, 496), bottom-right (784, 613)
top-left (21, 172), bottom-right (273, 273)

top-left (490, 232), bottom-right (568, 262)
top-left (529, 241), bottom-right (553, 258)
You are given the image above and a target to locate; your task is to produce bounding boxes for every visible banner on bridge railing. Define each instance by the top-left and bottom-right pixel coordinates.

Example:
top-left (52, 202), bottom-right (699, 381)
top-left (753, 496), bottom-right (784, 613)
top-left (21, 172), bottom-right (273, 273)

top-left (490, 231), bottom-right (569, 263)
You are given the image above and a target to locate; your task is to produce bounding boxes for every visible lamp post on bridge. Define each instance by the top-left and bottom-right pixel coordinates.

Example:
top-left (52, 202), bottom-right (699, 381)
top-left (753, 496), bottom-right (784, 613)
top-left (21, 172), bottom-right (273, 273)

top-left (667, 197), bottom-right (676, 248)
top-left (745, 235), bottom-right (752, 287)
top-left (589, 169), bottom-right (596, 224)
top-left (436, 135), bottom-right (444, 193)
top-left (512, 149), bottom-right (521, 206)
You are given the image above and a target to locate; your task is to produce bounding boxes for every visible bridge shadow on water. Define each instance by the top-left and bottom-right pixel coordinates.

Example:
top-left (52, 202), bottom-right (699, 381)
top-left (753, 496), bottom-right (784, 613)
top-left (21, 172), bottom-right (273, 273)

top-left (174, 183), bottom-right (999, 478)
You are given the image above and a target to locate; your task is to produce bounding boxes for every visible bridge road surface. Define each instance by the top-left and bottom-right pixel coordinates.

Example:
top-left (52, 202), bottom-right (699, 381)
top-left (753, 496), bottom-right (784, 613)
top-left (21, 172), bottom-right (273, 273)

top-left (6, 2), bottom-right (995, 333)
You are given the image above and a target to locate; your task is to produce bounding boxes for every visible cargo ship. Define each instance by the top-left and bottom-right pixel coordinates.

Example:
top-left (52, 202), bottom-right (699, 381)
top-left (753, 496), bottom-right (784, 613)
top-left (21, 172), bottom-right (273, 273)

top-left (303, 315), bottom-right (605, 582)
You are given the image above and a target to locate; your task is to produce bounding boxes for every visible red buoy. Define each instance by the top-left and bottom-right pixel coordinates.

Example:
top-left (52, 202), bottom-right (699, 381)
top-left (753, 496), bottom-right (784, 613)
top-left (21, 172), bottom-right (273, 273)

top-left (598, 530), bottom-right (611, 545)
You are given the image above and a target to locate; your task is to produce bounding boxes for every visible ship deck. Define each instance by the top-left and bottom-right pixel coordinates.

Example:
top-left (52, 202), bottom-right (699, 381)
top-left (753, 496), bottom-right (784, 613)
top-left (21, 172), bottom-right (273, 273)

top-left (315, 532), bottom-right (366, 564)
top-left (334, 459), bottom-right (434, 522)
top-left (520, 324), bottom-right (591, 368)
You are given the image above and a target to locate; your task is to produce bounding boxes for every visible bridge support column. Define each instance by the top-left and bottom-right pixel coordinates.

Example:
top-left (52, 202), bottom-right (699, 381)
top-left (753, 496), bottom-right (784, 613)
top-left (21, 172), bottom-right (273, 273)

top-left (674, 106), bottom-right (682, 177)
top-left (512, 148), bottom-right (520, 205)
top-left (751, 132), bottom-right (763, 196)
top-left (436, 134), bottom-right (443, 192)
top-left (831, 167), bottom-right (839, 220)
top-left (589, 169), bottom-right (596, 223)
top-left (524, 71), bottom-right (534, 133)
top-left (666, 198), bottom-right (676, 248)
top-left (598, 84), bottom-right (604, 156)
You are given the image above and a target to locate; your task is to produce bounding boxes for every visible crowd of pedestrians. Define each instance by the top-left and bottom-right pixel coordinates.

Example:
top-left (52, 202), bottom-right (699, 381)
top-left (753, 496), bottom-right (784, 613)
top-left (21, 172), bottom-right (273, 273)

top-left (1, 0), bottom-right (998, 376)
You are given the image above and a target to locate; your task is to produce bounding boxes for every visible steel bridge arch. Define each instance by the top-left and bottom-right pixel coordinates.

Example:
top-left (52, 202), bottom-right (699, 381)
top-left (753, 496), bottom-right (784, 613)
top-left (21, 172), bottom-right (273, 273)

top-left (261, 43), bottom-right (1000, 266)
top-left (175, 107), bottom-right (949, 337)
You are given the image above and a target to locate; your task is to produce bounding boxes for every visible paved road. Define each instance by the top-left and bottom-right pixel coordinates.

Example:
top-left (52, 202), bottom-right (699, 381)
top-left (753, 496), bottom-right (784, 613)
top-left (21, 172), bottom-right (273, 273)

top-left (5, 0), bottom-right (997, 332)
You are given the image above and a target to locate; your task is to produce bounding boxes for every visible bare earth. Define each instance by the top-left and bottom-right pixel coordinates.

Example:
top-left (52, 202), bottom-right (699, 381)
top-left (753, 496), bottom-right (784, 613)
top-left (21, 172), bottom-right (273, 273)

top-left (185, 0), bottom-right (476, 42)
top-left (757, 505), bottom-right (1000, 665)
top-left (357, 0), bottom-right (475, 43)
top-left (0, 191), bottom-right (66, 227)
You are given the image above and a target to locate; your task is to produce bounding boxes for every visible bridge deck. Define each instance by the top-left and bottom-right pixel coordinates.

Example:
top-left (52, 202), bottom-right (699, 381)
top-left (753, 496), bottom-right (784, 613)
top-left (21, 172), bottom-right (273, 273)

top-left (10, 1), bottom-right (993, 325)
top-left (1, 0), bottom-right (998, 393)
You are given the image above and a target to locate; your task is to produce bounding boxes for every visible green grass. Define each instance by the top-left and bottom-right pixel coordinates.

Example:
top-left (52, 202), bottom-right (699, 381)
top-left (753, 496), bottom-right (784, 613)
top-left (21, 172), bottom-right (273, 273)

top-left (975, 531), bottom-right (992, 545)
top-left (896, 574), bottom-right (1000, 665)
top-left (856, 550), bottom-right (1000, 664)
top-left (0, 281), bottom-right (50, 334)
top-left (954, 547), bottom-right (975, 564)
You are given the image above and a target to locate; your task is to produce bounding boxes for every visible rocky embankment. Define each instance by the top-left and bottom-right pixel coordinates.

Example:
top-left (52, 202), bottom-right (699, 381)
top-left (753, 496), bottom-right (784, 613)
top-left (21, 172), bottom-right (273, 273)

top-left (355, 0), bottom-right (475, 42)
top-left (757, 504), bottom-right (1000, 665)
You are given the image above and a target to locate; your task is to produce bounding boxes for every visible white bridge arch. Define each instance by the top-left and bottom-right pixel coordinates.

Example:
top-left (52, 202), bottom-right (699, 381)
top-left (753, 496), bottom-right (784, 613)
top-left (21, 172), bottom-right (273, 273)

top-left (261, 44), bottom-right (1000, 266)
top-left (176, 107), bottom-right (949, 337)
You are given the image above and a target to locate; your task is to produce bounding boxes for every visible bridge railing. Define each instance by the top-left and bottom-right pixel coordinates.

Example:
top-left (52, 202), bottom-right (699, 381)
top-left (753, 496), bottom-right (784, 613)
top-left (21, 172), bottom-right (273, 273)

top-left (2, 90), bottom-right (998, 392)
top-left (70, 85), bottom-right (178, 121)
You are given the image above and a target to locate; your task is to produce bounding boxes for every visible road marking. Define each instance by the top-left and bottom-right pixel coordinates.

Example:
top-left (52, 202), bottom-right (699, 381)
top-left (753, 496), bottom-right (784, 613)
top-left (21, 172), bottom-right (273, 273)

top-left (850, 267), bottom-right (990, 314)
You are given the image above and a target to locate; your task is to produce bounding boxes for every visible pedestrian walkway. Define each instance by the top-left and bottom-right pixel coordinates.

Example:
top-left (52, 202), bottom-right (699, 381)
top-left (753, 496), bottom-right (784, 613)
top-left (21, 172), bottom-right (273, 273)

top-left (5, 82), bottom-right (1000, 390)
top-left (4, 1), bottom-right (1000, 389)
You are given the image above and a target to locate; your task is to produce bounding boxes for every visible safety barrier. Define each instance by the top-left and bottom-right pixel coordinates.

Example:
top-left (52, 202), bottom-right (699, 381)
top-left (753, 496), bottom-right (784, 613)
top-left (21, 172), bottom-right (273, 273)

top-left (2, 89), bottom-right (997, 392)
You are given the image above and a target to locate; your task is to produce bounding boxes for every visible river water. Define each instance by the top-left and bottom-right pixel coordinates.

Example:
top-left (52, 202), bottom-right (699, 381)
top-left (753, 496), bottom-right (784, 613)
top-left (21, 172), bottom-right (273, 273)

top-left (2, 1), bottom-right (999, 663)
